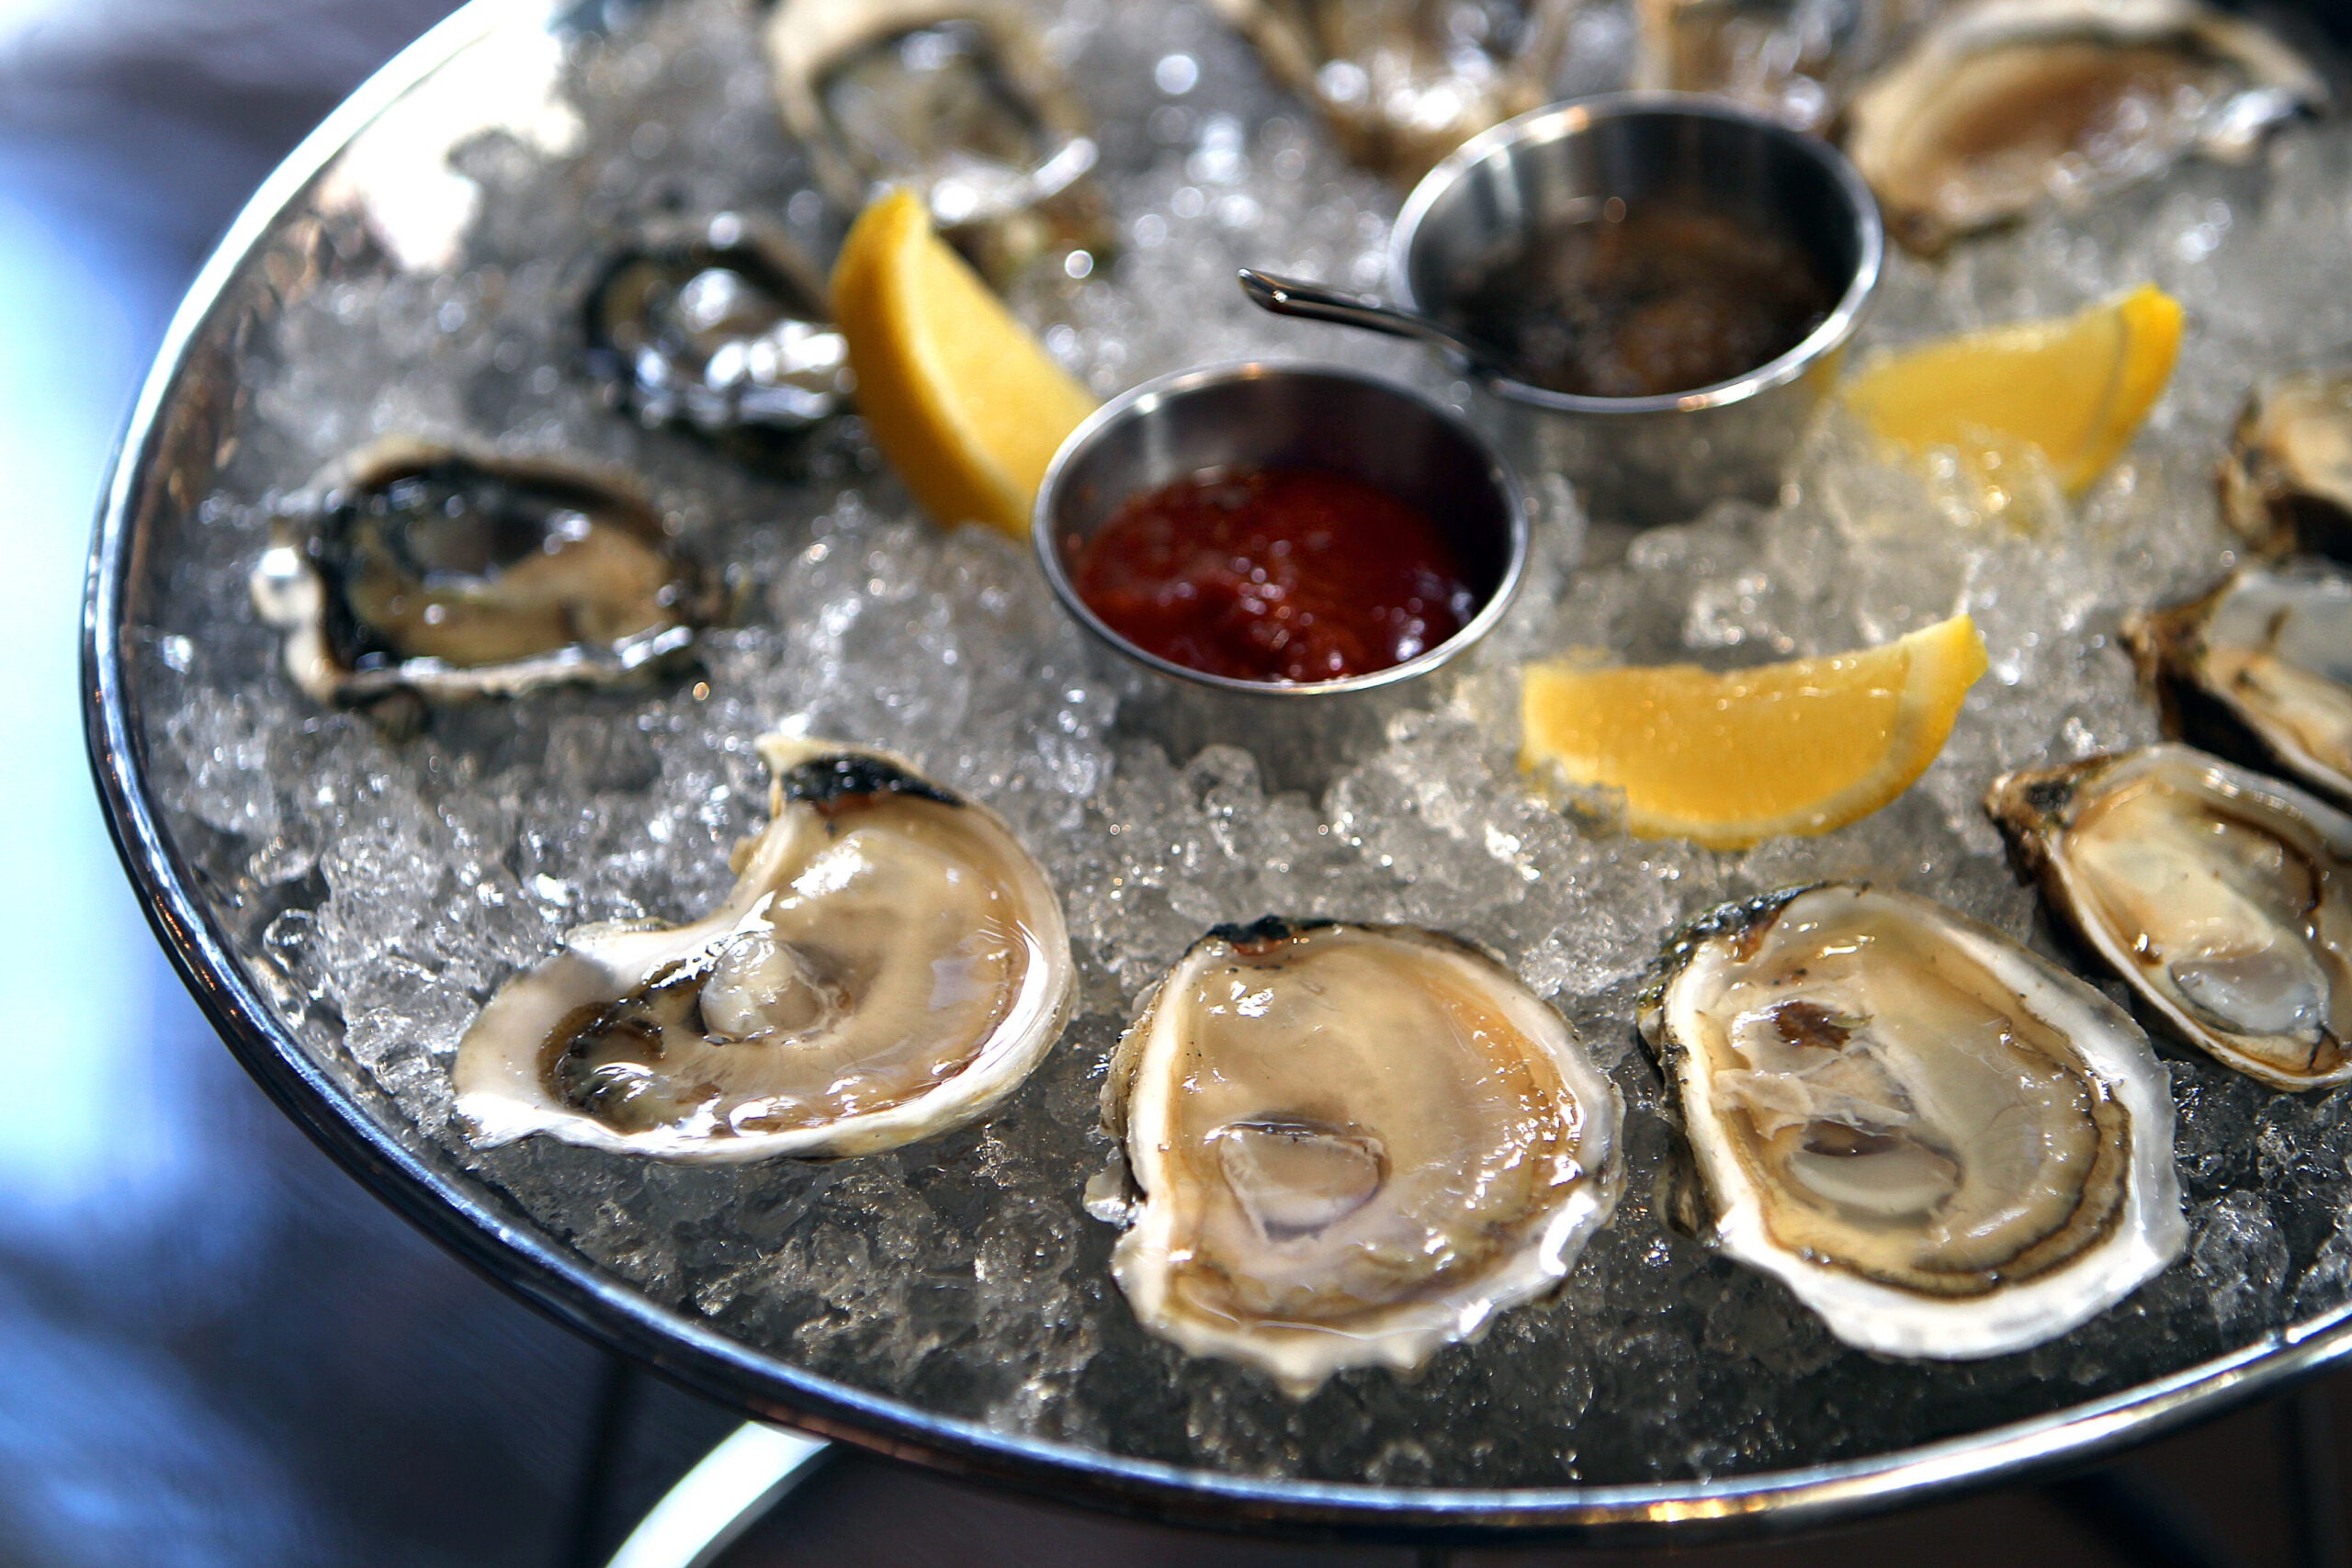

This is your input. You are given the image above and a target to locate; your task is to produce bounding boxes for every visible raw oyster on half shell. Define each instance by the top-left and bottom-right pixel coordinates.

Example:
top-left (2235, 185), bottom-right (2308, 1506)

top-left (250, 439), bottom-right (722, 707)
top-left (2125, 561), bottom-right (2352, 811)
top-left (1640, 884), bottom-right (2184, 1359)
top-left (2220, 370), bottom-right (2352, 562)
top-left (1844, 0), bottom-right (2324, 253)
top-left (1988, 744), bottom-right (2352, 1091)
top-left (763, 0), bottom-right (1112, 286)
top-left (584, 214), bottom-right (849, 457)
top-left (455, 737), bottom-right (1073, 1161)
top-left (1103, 919), bottom-right (1623, 1393)
top-left (1207, 0), bottom-right (1579, 182)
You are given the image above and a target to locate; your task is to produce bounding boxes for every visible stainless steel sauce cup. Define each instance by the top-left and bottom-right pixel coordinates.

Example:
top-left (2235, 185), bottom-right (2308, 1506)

top-left (1034, 362), bottom-right (1528, 791)
top-left (1392, 92), bottom-right (1883, 525)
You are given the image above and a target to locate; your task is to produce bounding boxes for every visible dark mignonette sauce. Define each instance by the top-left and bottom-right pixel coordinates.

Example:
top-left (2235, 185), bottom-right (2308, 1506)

top-left (1070, 466), bottom-right (1476, 683)
top-left (1449, 198), bottom-right (1836, 400)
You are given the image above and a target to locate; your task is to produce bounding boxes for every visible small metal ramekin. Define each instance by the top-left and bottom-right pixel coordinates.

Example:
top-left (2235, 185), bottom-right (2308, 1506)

top-left (1391, 92), bottom-right (1883, 525)
top-left (1034, 362), bottom-right (1528, 789)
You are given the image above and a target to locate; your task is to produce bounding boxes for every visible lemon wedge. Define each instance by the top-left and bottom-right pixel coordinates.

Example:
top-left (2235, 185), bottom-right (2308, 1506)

top-left (1842, 286), bottom-right (2183, 496)
top-left (1520, 615), bottom-right (1990, 850)
top-left (831, 188), bottom-right (1100, 540)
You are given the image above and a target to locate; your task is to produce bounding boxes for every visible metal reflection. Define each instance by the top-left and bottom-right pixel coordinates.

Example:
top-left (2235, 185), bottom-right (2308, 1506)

top-left (605, 1425), bottom-right (831, 1568)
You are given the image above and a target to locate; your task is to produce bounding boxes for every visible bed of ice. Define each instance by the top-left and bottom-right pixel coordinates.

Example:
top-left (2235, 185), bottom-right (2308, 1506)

top-left (127, 0), bottom-right (2352, 1489)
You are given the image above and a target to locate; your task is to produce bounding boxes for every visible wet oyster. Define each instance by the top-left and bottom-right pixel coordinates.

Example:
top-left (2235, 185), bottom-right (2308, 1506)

top-left (2220, 370), bottom-right (2352, 562)
top-left (1103, 919), bottom-right (1623, 1393)
top-left (1208, 0), bottom-right (1578, 181)
top-left (584, 214), bottom-right (849, 457)
top-left (456, 737), bottom-right (1073, 1161)
top-left (1844, 0), bottom-right (2324, 253)
top-left (2125, 561), bottom-right (2352, 811)
top-left (764, 0), bottom-right (1112, 286)
top-left (1641, 884), bottom-right (2185, 1359)
top-left (250, 440), bottom-right (722, 706)
top-left (1988, 745), bottom-right (2352, 1091)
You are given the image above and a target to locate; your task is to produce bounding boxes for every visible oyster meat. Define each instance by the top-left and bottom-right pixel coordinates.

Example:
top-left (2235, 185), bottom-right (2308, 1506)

top-left (1208, 0), bottom-right (1578, 182)
top-left (1844, 0), bottom-right (2324, 253)
top-left (1104, 919), bottom-right (1623, 1393)
top-left (2220, 370), bottom-right (2352, 562)
top-left (764, 0), bottom-right (1112, 286)
top-left (2126, 561), bottom-right (2352, 811)
top-left (455, 737), bottom-right (1073, 1160)
top-left (1641, 884), bottom-right (2184, 1359)
top-left (584, 214), bottom-right (849, 456)
top-left (250, 440), bottom-right (721, 706)
top-left (1989, 744), bottom-right (2352, 1091)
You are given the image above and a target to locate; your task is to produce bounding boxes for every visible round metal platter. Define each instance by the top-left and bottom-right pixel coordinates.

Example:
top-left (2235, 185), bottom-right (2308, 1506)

top-left (81, 0), bottom-right (2352, 1543)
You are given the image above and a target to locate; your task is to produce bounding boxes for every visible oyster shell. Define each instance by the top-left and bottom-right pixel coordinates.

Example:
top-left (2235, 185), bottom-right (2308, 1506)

top-left (2219, 370), bottom-right (2352, 562)
top-left (584, 214), bottom-right (849, 457)
top-left (1988, 744), bottom-right (2352, 1091)
top-left (1207, 0), bottom-right (1578, 182)
top-left (1103, 919), bottom-right (1623, 1393)
top-left (1844, 0), bottom-right (2325, 253)
top-left (455, 737), bottom-right (1073, 1160)
top-left (250, 439), bottom-right (722, 707)
top-left (2125, 561), bottom-right (2352, 811)
top-left (764, 0), bottom-right (1112, 286)
top-left (1640, 884), bottom-right (2185, 1359)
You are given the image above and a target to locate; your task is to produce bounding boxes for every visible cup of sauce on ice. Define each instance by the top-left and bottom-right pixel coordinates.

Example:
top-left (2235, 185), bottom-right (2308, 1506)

top-left (1069, 466), bottom-right (1476, 685)
top-left (1256, 94), bottom-right (1883, 525)
top-left (1035, 363), bottom-right (1525, 778)
top-left (1445, 198), bottom-right (1839, 402)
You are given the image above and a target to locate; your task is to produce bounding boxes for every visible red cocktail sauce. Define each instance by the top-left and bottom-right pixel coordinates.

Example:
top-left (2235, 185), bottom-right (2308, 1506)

top-left (1069, 467), bottom-right (1476, 683)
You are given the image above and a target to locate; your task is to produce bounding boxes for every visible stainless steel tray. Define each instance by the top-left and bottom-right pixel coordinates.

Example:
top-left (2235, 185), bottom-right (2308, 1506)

top-left (83, 0), bottom-right (2352, 1541)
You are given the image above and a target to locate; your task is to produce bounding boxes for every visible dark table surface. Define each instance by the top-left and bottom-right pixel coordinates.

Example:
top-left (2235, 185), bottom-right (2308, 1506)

top-left (6, 4), bottom-right (2348, 1563)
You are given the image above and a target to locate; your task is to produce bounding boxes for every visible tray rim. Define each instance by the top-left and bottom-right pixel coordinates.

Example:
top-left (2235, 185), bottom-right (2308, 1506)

top-left (75, 0), bottom-right (2352, 1541)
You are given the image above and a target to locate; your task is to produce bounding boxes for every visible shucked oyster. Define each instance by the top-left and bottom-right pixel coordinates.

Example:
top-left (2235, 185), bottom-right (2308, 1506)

top-left (1103, 919), bottom-right (1623, 1393)
top-left (2220, 370), bottom-right (2352, 562)
top-left (456, 737), bottom-right (1072, 1160)
top-left (1641, 885), bottom-right (2184, 1359)
top-left (2125, 561), bottom-right (2352, 811)
top-left (1208, 0), bottom-right (1578, 182)
top-left (251, 440), bottom-right (721, 706)
top-left (584, 214), bottom-right (849, 458)
top-left (1844, 0), bottom-right (2324, 253)
top-left (764, 0), bottom-right (1112, 286)
top-left (1989, 745), bottom-right (2352, 1091)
